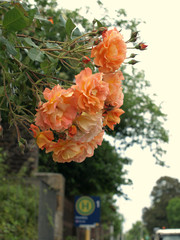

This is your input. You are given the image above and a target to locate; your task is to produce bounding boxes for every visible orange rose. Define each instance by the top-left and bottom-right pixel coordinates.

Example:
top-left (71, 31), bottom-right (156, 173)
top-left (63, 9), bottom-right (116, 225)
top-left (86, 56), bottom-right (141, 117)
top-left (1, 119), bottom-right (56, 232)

top-left (103, 108), bottom-right (124, 130)
top-left (91, 28), bottom-right (126, 73)
top-left (46, 139), bottom-right (88, 163)
top-left (72, 112), bottom-right (103, 142)
top-left (46, 131), bottom-right (104, 163)
top-left (103, 71), bottom-right (124, 108)
top-left (30, 124), bottom-right (54, 150)
top-left (73, 68), bottom-right (109, 114)
top-left (35, 85), bottom-right (77, 132)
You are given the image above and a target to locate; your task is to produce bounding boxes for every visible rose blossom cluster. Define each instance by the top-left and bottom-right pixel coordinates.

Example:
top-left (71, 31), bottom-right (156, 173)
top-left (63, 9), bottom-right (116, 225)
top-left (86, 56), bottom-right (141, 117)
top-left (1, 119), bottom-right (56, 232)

top-left (30, 28), bottom-right (126, 163)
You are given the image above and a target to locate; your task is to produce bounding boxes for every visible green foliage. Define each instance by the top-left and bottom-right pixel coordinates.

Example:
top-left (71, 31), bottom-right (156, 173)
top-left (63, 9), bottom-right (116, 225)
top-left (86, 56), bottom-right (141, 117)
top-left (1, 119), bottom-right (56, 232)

top-left (142, 176), bottom-right (180, 234)
top-left (109, 67), bottom-right (169, 165)
top-left (100, 194), bottom-right (124, 237)
top-left (125, 221), bottom-right (149, 240)
top-left (166, 197), bottom-right (180, 228)
top-left (0, 150), bottom-right (38, 239)
top-left (3, 5), bottom-right (30, 31)
top-left (0, 0), bottom-right (103, 145)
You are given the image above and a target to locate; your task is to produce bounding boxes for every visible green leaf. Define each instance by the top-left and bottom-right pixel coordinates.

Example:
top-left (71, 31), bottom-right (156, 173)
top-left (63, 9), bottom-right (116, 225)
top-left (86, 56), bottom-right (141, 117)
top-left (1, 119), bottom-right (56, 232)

top-left (72, 27), bottom-right (81, 38)
top-left (40, 60), bottom-right (51, 74)
top-left (24, 38), bottom-right (38, 48)
top-left (5, 41), bottom-right (17, 56)
top-left (65, 18), bottom-right (76, 38)
top-left (27, 48), bottom-right (44, 62)
top-left (27, 8), bottom-right (37, 23)
top-left (59, 14), bottom-right (66, 28)
top-left (94, 19), bottom-right (104, 28)
top-left (0, 37), bottom-right (17, 56)
top-left (3, 7), bottom-right (29, 31)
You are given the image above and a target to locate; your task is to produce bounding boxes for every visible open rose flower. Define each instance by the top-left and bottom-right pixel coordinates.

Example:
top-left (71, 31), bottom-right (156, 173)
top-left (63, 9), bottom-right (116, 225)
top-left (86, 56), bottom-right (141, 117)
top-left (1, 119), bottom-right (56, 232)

top-left (46, 131), bottom-right (104, 163)
top-left (103, 108), bottom-right (124, 130)
top-left (71, 112), bottom-right (103, 142)
top-left (73, 68), bottom-right (109, 114)
top-left (35, 85), bottom-right (77, 132)
top-left (91, 28), bottom-right (126, 73)
top-left (103, 71), bottom-right (124, 108)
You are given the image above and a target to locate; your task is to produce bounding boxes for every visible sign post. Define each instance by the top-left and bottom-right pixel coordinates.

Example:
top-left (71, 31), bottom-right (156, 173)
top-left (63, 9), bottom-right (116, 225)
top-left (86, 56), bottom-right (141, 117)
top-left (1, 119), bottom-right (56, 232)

top-left (85, 226), bottom-right (90, 240)
top-left (74, 196), bottom-right (100, 239)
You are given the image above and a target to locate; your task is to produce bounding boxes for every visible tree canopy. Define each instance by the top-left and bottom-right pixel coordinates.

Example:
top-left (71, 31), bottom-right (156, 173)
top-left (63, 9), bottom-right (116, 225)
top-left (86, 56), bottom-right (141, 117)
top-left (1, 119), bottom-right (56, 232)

top-left (142, 176), bottom-right (180, 234)
top-left (125, 221), bottom-right (149, 240)
top-left (166, 197), bottom-right (180, 228)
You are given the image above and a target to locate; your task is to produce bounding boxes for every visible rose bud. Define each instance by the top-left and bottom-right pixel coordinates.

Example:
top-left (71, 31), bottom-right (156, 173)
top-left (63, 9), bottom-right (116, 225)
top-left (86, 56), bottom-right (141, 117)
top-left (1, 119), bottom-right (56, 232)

top-left (82, 56), bottom-right (91, 64)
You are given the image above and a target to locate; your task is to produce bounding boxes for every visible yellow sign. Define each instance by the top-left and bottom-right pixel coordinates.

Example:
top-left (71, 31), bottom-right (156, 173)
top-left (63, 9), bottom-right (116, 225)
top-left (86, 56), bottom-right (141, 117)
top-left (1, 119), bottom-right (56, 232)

top-left (75, 196), bottom-right (95, 216)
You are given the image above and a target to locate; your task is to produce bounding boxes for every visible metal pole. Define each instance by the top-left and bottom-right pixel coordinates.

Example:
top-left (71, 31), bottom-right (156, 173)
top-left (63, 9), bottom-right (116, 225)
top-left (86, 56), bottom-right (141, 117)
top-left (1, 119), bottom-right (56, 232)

top-left (110, 225), bottom-right (114, 240)
top-left (85, 227), bottom-right (91, 240)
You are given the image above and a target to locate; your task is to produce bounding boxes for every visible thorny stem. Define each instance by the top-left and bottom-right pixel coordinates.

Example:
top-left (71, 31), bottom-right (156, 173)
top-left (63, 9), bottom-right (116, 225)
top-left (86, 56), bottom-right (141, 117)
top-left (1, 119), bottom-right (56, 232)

top-left (44, 51), bottom-right (79, 61)
top-left (28, 70), bottom-right (73, 85)
top-left (25, 72), bottom-right (42, 103)
top-left (12, 56), bottom-right (71, 84)
top-left (16, 34), bottom-right (64, 45)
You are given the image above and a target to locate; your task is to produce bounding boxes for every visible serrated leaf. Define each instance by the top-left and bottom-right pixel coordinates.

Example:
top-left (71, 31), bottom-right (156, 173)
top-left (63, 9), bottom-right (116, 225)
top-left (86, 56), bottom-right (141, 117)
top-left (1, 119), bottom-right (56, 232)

top-left (27, 48), bottom-right (44, 62)
top-left (66, 18), bottom-right (76, 38)
top-left (3, 7), bottom-right (29, 31)
top-left (24, 38), bottom-right (38, 48)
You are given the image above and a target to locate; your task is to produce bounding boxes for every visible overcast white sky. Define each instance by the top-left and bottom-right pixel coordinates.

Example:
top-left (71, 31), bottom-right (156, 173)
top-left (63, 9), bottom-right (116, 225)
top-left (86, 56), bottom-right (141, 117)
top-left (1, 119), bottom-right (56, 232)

top-left (58, 0), bottom-right (180, 232)
top-left (34, 0), bottom-right (180, 232)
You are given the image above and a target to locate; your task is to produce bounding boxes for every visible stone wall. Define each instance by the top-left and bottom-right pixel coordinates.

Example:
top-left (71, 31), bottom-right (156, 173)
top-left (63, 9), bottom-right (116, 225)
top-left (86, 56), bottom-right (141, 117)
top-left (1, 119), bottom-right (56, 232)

top-left (0, 122), bottom-right (38, 173)
top-left (34, 172), bottom-right (65, 240)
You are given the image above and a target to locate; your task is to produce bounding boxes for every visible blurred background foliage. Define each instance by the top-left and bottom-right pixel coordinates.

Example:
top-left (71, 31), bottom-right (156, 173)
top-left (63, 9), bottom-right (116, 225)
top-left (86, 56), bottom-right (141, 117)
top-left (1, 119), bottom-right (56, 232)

top-left (0, 149), bottom-right (38, 240)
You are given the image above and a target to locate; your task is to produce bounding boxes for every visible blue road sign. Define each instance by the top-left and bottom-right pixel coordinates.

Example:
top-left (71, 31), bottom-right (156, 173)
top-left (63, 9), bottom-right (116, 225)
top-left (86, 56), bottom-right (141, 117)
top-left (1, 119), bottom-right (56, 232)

top-left (74, 196), bottom-right (100, 227)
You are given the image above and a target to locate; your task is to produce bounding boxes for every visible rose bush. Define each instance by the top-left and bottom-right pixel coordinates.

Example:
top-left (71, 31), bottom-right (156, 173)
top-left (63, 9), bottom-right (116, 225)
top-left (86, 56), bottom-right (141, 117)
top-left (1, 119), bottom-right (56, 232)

top-left (30, 28), bottom-right (129, 163)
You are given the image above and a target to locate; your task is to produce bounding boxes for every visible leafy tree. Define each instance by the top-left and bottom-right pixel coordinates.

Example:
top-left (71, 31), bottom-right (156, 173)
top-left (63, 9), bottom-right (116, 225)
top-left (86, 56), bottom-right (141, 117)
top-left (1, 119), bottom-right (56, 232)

top-left (125, 221), bottom-right (149, 240)
top-left (100, 194), bottom-right (124, 238)
top-left (112, 67), bottom-right (168, 165)
top-left (151, 176), bottom-right (180, 204)
top-left (166, 197), bottom-right (180, 228)
top-left (142, 176), bottom-right (180, 234)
